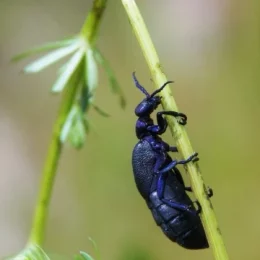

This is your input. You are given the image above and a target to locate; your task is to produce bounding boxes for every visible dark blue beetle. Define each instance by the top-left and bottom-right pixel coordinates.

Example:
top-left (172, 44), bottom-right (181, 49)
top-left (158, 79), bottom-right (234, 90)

top-left (131, 73), bottom-right (212, 249)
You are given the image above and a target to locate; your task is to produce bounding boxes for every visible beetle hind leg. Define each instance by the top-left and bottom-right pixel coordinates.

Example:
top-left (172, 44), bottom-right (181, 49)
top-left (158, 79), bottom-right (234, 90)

top-left (193, 201), bottom-right (202, 215)
top-left (157, 172), bottom-right (198, 216)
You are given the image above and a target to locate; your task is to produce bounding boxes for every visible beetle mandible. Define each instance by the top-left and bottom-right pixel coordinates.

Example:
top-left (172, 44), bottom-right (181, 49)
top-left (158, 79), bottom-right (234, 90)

top-left (131, 72), bottom-right (213, 249)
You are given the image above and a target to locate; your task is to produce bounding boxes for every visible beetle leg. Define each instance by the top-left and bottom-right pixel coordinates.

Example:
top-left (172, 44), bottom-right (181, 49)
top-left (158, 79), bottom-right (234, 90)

top-left (169, 146), bottom-right (178, 153)
top-left (159, 164), bottom-right (193, 192)
top-left (185, 187), bottom-right (193, 192)
top-left (157, 111), bottom-right (187, 126)
top-left (156, 152), bottom-right (199, 175)
top-left (193, 201), bottom-right (202, 214)
top-left (175, 168), bottom-right (197, 193)
top-left (153, 154), bottom-right (167, 173)
top-left (207, 187), bottom-right (214, 198)
top-left (174, 167), bottom-right (186, 187)
top-left (185, 186), bottom-right (213, 198)
top-left (147, 111), bottom-right (187, 136)
top-left (175, 167), bottom-right (213, 198)
top-left (162, 200), bottom-right (196, 215)
top-left (157, 171), bottom-right (197, 215)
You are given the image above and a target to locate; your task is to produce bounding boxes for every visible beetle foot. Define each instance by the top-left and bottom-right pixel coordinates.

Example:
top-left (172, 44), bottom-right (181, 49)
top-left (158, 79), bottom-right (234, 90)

top-left (194, 201), bottom-right (202, 215)
top-left (184, 186), bottom-right (192, 192)
top-left (207, 187), bottom-right (213, 198)
top-left (184, 204), bottom-right (199, 216)
top-left (177, 113), bottom-right (187, 125)
top-left (192, 152), bottom-right (199, 163)
top-left (186, 152), bottom-right (199, 163)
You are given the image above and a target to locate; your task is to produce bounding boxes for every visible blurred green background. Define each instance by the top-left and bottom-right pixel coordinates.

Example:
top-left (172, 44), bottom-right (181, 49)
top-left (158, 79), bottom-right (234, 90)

top-left (1, 0), bottom-right (260, 259)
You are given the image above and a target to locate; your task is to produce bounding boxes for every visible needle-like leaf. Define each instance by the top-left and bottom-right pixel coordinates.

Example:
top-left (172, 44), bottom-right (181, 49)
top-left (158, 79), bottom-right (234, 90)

top-left (12, 36), bottom-right (78, 62)
top-left (10, 244), bottom-right (50, 260)
top-left (92, 104), bottom-right (110, 117)
top-left (86, 48), bottom-right (98, 93)
top-left (68, 109), bottom-right (86, 149)
top-left (61, 104), bottom-right (88, 149)
top-left (94, 48), bottom-right (126, 108)
top-left (23, 41), bottom-right (81, 73)
top-left (60, 105), bottom-right (78, 143)
top-left (80, 82), bottom-right (92, 112)
top-left (80, 251), bottom-right (95, 260)
top-left (52, 49), bottom-right (84, 93)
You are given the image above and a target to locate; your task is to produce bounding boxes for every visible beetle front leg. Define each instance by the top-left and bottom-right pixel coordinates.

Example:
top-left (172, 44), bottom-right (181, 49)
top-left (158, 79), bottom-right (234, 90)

top-left (157, 111), bottom-right (187, 127)
top-left (146, 111), bottom-right (187, 136)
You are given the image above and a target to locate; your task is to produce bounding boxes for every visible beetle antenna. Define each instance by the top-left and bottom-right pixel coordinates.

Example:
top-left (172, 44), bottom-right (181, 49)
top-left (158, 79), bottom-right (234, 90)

top-left (150, 81), bottom-right (174, 97)
top-left (132, 72), bottom-right (150, 97)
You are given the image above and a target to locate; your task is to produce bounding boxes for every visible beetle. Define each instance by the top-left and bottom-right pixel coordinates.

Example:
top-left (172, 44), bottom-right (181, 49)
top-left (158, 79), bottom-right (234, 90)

top-left (131, 72), bottom-right (212, 249)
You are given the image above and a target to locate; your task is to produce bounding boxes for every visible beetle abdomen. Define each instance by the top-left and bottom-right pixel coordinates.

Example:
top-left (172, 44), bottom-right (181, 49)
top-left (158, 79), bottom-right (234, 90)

top-left (148, 190), bottom-right (209, 249)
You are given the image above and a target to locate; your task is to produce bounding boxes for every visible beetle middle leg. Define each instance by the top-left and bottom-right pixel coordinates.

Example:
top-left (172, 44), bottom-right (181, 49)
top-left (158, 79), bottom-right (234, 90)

top-left (184, 186), bottom-right (214, 198)
top-left (156, 152), bottom-right (199, 175)
top-left (174, 163), bottom-right (214, 199)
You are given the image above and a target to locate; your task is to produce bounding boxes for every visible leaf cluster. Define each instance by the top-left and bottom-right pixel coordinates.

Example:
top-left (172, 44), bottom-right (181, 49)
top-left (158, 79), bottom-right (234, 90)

top-left (13, 35), bottom-right (125, 148)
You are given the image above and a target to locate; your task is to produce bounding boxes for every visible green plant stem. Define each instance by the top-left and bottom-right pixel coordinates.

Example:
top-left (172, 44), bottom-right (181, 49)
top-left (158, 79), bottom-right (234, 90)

top-left (80, 0), bottom-right (107, 44)
top-left (122, 1), bottom-right (229, 260)
top-left (28, 78), bottom-right (79, 246)
top-left (28, 0), bottom-right (107, 246)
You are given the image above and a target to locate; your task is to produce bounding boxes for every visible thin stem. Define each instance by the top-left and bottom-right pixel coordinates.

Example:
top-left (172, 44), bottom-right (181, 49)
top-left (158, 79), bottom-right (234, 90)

top-left (28, 75), bottom-right (78, 245)
top-left (28, 0), bottom-right (107, 246)
top-left (80, 0), bottom-right (107, 44)
top-left (121, 1), bottom-right (229, 260)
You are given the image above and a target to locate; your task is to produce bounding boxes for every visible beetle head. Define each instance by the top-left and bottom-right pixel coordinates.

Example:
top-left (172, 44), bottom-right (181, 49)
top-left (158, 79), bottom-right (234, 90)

top-left (133, 72), bottom-right (173, 117)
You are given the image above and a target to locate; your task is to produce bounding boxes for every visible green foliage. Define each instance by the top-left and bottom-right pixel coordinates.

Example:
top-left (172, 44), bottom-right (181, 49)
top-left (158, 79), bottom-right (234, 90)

top-left (12, 37), bottom-right (78, 61)
top-left (51, 46), bottom-right (84, 93)
top-left (94, 48), bottom-right (126, 108)
top-left (74, 238), bottom-right (100, 260)
top-left (78, 252), bottom-right (95, 260)
top-left (9, 0), bottom-right (110, 259)
top-left (116, 245), bottom-right (157, 260)
top-left (7, 244), bottom-right (50, 260)
top-left (13, 35), bottom-right (125, 149)
top-left (23, 42), bottom-right (81, 74)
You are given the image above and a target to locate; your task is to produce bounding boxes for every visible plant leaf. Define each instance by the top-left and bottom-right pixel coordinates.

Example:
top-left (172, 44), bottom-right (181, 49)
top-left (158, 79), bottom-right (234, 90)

top-left (23, 41), bottom-right (81, 73)
top-left (57, 62), bottom-right (68, 75)
top-left (92, 104), bottom-right (110, 117)
top-left (68, 110), bottom-right (86, 149)
top-left (10, 244), bottom-right (50, 260)
top-left (80, 82), bottom-right (92, 112)
top-left (94, 48), bottom-right (126, 108)
top-left (12, 36), bottom-right (78, 61)
top-left (61, 104), bottom-right (87, 149)
top-left (88, 237), bottom-right (100, 260)
top-left (83, 117), bottom-right (90, 134)
top-left (60, 105), bottom-right (78, 143)
top-left (80, 47), bottom-right (98, 113)
top-left (52, 48), bottom-right (84, 93)
top-left (86, 48), bottom-right (98, 93)
top-left (80, 251), bottom-right (94, 260)
top-left (74, 255), bottom-right (84, 260)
